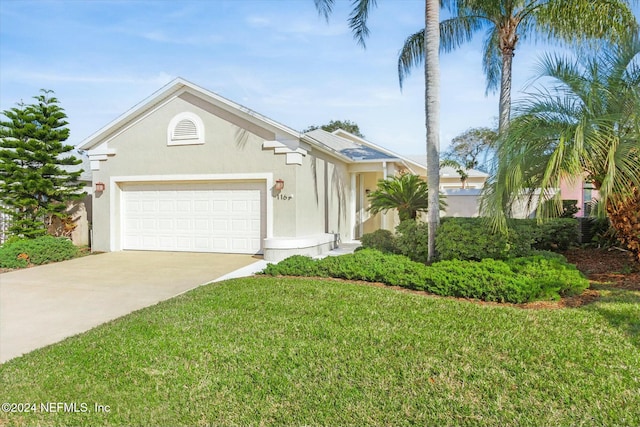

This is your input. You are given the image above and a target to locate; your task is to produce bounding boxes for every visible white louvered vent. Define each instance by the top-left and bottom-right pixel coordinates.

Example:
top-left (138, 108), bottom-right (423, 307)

top-left (173, 119), bottom-right (198, 140)
top-left (167, 112), bottom-right (205, 146)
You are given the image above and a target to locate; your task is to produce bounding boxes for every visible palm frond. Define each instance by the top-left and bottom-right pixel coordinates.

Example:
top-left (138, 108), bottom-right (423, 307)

top-left (348, 0), bottom-right (377, 48)
top-left (398, 29), bottom-right (424, 89)
top-left (484, 32), bottom-right (640, 226)
top-left (314, 0), bottom-right (335, 21)
top-left (482, 26), bottom-right (501, 95)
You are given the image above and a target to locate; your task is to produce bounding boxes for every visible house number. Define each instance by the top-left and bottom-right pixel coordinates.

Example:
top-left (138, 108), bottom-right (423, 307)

top-left (275, 194), bottom-right (293, 200)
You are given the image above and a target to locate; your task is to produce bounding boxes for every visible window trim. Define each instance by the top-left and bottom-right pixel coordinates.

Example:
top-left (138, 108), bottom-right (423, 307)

top-left (167, 112), bottom-right (205, 146)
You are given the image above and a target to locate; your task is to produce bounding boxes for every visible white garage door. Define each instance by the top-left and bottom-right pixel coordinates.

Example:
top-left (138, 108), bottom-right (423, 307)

top-left (122, 182), bottom-right (263, 253)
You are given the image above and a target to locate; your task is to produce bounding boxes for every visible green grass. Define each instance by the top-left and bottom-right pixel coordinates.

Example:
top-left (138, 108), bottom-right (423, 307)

top-left (1, 277), bottom-right (639, 426)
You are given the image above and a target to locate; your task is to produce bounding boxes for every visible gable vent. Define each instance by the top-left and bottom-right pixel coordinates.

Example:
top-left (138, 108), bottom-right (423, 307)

top-left (167, 112), bottom-right (205, 146)
top-left (173, 119), bottom-right (198, 140)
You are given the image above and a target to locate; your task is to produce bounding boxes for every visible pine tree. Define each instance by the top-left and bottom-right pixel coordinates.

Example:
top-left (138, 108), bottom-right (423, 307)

top-left (0, 89), bottom-right (84, 238)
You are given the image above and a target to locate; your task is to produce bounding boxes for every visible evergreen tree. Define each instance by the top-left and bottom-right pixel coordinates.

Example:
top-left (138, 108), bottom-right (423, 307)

top-left (0, 90), bottom-right (84, 238)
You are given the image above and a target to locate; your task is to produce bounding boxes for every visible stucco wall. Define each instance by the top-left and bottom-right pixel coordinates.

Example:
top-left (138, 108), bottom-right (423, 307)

top-left (89, 94), bottom-right (346, 252)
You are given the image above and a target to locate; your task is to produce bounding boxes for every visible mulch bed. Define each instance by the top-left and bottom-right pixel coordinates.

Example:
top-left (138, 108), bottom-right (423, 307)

top-left (564, 247), bottom-right (640, 291)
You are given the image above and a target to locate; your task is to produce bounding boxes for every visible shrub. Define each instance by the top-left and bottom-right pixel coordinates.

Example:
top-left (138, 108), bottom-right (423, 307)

top-left (510, 218), bottom-right (579, 251)
top-left (261, 249), bottom-right (588, 303)
top-left (506, 255), bottom-right (588, 299)
top-left (359, 229), bottom-right (398, 254)
top-left (0, 235), bottom-right (79, 269)
top-left (262, 255), bottom-right (325, 277)
top-left (435, 217), bottom-right (532, 261)
top-left (395, 220), bottom-right (430, 263)
top-left (425, 259), bottom-right (540, 303)
top-left (435, 217), bottom-right (580, 261)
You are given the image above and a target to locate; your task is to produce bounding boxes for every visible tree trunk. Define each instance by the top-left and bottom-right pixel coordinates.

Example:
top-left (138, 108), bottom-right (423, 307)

top-left (498, 19), bottom-right (518, 134)
top-left (606, 188), bottom-right (640, 262)
top-left (498, 48), bottom-right (513, 134)
top-left (425, 0), bottom-right (441, 262)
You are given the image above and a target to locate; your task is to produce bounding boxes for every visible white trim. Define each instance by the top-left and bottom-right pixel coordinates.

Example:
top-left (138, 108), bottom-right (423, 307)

top-left (358, 175), bottom-right (364, 238)
top-left (263, 234), bottom-right (336, 249)
top-left (79, 78), bottom-right (305, 151)
top-left (350, 173), bottom-right (357, 241)
top-left (167, 112), bottom-right (205, 146)
top-left (109, 173), bottom-right (273, 252)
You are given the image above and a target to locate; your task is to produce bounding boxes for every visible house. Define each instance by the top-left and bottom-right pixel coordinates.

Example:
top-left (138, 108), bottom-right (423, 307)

top-left (79, 78), bottom-right (420, 261)
top-left (79, 78), bottom-right (488, 261)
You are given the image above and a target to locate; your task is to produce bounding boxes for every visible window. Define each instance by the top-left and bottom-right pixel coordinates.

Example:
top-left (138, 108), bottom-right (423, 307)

top-left (167, 112), bottom-right (205, 146)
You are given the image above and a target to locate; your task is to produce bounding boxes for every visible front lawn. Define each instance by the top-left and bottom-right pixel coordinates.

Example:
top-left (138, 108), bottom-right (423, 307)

top-left (1, 277), bottom-right (638, 426)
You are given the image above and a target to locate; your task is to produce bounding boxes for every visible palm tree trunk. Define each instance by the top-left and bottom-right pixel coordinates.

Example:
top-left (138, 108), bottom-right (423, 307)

top-left (606, 188), bottom-right (640, 263)
top-left (498, 18), bottom-right (518, 134)
top-left (498, 47), bottom-right (514, 134)
top-left (425, 0), bottom-right (440, 262)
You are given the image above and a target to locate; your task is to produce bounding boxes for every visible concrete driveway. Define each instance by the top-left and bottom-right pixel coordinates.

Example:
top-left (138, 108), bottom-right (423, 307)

top-left (0, 251), bottom-right (261, 363)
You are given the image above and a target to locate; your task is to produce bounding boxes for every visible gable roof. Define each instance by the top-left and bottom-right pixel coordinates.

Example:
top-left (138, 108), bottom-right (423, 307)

top-left (77, 78), bottom-right (446, 173)
top-left (304, 129), bottom-right (396, 161)
top-left (79, 77), bottom-right (304, 151)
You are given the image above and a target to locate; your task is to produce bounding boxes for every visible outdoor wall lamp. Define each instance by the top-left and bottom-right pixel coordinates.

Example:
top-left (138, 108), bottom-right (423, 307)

top-left (275, 179), bottom-right (285, 191)
top-left (95, 182), bottom-right (106, 192)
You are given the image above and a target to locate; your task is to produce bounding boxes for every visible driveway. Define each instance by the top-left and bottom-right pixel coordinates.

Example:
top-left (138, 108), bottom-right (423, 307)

top-left (0, 251), bottom-right (261, 363)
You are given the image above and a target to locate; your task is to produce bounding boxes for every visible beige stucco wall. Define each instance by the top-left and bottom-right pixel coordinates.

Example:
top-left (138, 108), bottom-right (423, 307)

top-left (362, 172), bottom-right (382, 234)
top-left (89, 94), bottom-right (351, 253)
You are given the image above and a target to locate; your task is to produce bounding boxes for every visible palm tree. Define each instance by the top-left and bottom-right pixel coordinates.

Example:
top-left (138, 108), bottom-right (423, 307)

top-left (368, 174), bottom-right (446, 222)
top-left (482, 33), bottom-right (640, 260)
top-left (314, 0), bottom-right (444, 261)
top-left (440, 158), bottom-right (470, 188)
top-left (398, 0), bottom-right (638, 133)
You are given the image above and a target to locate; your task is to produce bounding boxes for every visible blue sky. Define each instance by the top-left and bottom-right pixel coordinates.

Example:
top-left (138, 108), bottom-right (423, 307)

top-left (1, 1), bottom-right (638, 155)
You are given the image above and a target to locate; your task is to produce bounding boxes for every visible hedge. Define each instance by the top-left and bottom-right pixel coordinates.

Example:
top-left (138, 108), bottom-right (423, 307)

top-left (262, 249), bottom-right (588, 303)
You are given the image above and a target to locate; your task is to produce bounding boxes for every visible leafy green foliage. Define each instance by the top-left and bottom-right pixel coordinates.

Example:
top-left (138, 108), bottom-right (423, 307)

top-left (303, 119), bottom-right (364, 137)
top-left (262, 249), bottom-right (588, 303)
top-left (506, 255), bottom-right (589, 300)
top-left (359, 229), bottom-right (398, 254)
top-left (398, 0), bottom-right (638, 131)
top-left (262, 255), bottom-right (324, 277)
top-left (395, 219), bottom-right (430, 263)
top-left (527, 218), bottom-right (579, 251)
top-left (367, 174), bottom-right (437, 222)
top-left (483, 34), bottom-right (640, 259)
top-left (0, 235), bottom-right (79, 268)
top-left (435, 217), bottom-right (579, 261)
top-left (443, 126), bottom-right (497, 173)
top-left (435, 217), bottom-right (531, 261)
top-left (0, 90), bottom-right (84, 238)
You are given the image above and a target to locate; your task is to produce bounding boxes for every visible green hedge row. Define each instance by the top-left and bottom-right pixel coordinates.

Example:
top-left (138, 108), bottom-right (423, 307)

top-left (262, 249), bottom-right (588, 304)
top-left (0, 236), bottom-right (79, 269)
top-left (360, 217), bottom-right (579, 262)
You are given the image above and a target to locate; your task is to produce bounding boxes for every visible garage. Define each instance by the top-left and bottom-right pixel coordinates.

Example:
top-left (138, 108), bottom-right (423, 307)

top-left (121, 182), bottom-right (264, 254)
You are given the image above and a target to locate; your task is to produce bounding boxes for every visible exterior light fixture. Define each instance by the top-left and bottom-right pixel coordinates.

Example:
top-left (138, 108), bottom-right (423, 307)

top-left (95, 182), bottom-right (106, 192)
top-left (275, 179), bottom-right (285, 191)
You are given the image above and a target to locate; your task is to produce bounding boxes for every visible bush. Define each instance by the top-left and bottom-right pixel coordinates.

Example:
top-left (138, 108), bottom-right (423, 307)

top-left (359, 229), bottom-right (398, 254)
top-left (395, 220), bottom-right (430, 263)
top-left (435, 217), bottom-right (580, 261)
top-left (262, 249), bottom-right (588, 303)
top-left (262, 255), bottom-right (325, 277)
top-left (425, 258), bottom-right (540, 303)
top-left (435, 217), bottom-right (532, 261)
top-left (0, 235), bottom-right (79, 269)
top-left (506, 255), bottom-right (588, 299)
top-left (510, 218), bottom-right (578, 251)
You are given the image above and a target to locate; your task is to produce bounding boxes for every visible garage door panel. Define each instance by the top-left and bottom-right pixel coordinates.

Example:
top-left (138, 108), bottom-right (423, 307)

top-left (122, 183), bottom-right (263, 254)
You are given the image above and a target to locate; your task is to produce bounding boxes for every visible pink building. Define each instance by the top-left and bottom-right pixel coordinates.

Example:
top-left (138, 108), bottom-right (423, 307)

top-left (559, 176), bottom-right (598, 217)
